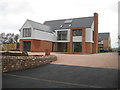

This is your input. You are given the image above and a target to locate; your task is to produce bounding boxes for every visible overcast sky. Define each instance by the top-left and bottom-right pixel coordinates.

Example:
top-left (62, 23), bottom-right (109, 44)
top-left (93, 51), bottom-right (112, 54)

top-left (0, 0), bottom-right (119, 48)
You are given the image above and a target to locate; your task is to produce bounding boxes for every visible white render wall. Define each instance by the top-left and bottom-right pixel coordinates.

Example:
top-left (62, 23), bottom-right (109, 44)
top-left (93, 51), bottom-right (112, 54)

top-left (32, 29), bottom-right (56, 42)
top-left (85, 28), bottom-right (93, 42)
top-left (19, 21), bottom-right (34, 39)
top-left (19, 21), bottom-right (56, 42)
top-left (73, 36), bottom-right (82, 42)
top-left (85, 21), bottom-right (94, 43)
top-left (20, 29), bottom-right (56, 42)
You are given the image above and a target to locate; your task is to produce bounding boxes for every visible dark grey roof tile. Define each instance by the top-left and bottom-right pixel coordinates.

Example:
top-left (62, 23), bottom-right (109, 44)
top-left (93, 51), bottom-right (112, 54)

top-left (44, 17), bottom-right (94, 30)
top-left (27, 19), bottom-right (53, 33)
top-left (98, 33), bottom-right (110, 40)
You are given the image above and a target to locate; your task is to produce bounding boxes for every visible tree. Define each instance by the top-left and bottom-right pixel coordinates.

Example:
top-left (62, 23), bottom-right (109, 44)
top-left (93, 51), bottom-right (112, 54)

top-left (0, 33), bottom-right (7, 51)
top-left (0, 33), bottom-right (19, 44)
top-left (14, 34), bottom-right (19, 43)
top-left (0, 33), bottom-right (19, 51)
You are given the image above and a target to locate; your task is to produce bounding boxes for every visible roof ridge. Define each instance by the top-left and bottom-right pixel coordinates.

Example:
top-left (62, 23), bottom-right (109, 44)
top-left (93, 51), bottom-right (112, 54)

top-left (44, 16), bottom-right (94, 22)
top-left (27, 19), bottom-right (52, 28)
top-left (27, 19), bottom-right (43, 25)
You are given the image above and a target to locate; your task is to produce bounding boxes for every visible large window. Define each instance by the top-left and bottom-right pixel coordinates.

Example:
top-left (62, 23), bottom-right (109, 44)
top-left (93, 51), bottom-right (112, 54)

top-left (23, 28), bottom-right (31, 37)
top-left (73, 30), bottom-right (82, 36)
top-left (57, 31), bottom-right (67, 40)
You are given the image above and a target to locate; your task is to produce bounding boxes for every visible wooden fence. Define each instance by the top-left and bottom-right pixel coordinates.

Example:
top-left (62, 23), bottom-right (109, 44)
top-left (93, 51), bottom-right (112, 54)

top-left (1, 43), bottom-right (19, 51)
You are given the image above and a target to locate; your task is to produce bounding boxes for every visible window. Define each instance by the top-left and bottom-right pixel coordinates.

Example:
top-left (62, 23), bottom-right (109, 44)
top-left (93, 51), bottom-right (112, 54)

top-left (73, 30), bottom-right (82, 36)
top-left (57, 31), bottom-right (67, 40)
top-left (60, 25), bottom-right (63, 27)
top-left (64, 19), bottom-right (72, 24)
top-left (23, 28), bottom-right (31, 37)
top-left (69, 24), bottom-right (71, 27)
top-left (98, 41), bottom-right (103, 44)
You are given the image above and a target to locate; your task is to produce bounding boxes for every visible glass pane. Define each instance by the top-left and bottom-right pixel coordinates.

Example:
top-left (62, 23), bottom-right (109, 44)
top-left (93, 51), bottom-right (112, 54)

top-left (57, 31), bottom-right (67, 40)
top-left (73, 30), bottom-right (82, 36)
top-left (23, 28), bottom-right (31, 37)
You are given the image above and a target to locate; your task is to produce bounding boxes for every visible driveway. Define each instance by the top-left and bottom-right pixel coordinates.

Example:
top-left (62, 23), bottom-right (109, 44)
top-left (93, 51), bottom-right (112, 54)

top-left (51, 52), bottom-right (118, 69)
top-left (2, 52), bottom-right (119, 88)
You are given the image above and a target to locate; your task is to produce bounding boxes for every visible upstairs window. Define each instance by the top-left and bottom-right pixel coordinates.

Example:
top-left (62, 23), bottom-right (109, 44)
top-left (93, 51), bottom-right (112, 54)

top-left (23, 28), bottom-right (31, 37)
top-left (64, 19), bottom-right (73, 24)
top-left (57, 31), bottom-right (67, 40)
top-left (73, 30), bottom-right (82, 36)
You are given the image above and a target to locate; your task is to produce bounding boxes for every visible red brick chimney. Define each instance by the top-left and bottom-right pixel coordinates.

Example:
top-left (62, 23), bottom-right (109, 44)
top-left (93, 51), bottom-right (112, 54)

top-left (93, 12), bottom-right (98, 53)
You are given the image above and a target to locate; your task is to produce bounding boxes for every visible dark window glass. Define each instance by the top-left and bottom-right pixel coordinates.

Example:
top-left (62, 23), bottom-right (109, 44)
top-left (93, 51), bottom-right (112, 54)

top-left (57, 31), bottom-right (67, 40)
top-left (73, 30), bottom-right (82, 36)
top-left (23, 28), bottom-right (31, 37)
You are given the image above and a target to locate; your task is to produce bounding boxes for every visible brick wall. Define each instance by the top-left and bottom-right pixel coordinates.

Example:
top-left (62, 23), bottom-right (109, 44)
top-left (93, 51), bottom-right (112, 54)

top-left (93, 13), bottom-right (98, 53)
top-left (85, 42), bottom-right (92, 53)
top-left (68, 28), bottom-right (86, 53)
top-left (20, 39), bottom-right (52, 52)
top-left (103, 40), bottom-right (110, 49)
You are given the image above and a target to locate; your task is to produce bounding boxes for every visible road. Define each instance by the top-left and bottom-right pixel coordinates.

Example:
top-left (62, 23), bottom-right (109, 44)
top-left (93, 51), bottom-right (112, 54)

top-left (2, 52), bottom-right (119, 88)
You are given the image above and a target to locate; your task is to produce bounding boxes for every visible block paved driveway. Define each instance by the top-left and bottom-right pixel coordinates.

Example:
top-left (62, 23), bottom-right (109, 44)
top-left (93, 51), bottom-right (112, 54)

top-left (2, 52), bottom-right (119, 88)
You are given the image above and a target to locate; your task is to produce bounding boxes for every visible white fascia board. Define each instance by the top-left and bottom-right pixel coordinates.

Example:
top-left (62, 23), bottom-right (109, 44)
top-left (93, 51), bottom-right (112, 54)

top-left (19, 37), bottom-right (33, 40)
top-left (56, 41), bottom-right (69, 42)
top-left (55, 29), bottom-right (69, 31)
top-left (19, 38), bottom-right (54, 42)
top-left (86, 41), bottom-right (94, 43)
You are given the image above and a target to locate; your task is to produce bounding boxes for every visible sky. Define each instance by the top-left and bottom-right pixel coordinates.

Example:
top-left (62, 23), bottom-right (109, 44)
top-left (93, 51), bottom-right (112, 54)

top-left (0, 0), bottom-right (119, 48)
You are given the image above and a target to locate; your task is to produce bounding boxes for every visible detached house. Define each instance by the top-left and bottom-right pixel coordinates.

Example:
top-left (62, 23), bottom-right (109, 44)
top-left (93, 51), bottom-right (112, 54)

top-left (19, 13), bottom-right (98, 54)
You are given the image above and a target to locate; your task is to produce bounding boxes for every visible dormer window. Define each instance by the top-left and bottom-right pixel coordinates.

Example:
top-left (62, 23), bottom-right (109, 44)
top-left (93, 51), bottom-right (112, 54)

top-left (64, 19), bottom-right (72, 24)
top-left (69, 24), bottom-right (71, 27)
top-left (23, 28), bottom-right (31, 37)
top-left (60, 25), bottom-right (63, 27)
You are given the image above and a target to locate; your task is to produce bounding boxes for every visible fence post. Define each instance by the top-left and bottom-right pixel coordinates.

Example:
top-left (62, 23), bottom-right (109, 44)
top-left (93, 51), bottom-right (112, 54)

top-left (45, 49), bottom-right (50, 56)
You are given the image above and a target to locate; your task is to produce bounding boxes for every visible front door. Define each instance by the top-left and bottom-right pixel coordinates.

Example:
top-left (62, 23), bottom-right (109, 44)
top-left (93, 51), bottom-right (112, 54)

top-left (73, 42), bottom-right (82, 52)
top-left (23, 41), bottom-right (31, 51)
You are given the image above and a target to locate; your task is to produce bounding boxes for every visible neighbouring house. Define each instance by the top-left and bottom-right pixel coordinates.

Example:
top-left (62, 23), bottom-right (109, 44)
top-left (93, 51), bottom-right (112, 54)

top-left (98, 32), bottom-right (111, 52)
top-left (19, 13), bottom-right (98, 54)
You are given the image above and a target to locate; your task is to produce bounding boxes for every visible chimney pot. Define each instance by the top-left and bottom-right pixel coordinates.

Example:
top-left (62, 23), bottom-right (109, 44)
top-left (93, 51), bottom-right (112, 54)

top-left (94, 12), bottom-right (98, 16)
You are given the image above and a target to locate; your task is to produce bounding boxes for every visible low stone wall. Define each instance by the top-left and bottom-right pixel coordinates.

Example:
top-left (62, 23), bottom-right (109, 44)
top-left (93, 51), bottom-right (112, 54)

top-left (2, 55), bottom-right (57, 72)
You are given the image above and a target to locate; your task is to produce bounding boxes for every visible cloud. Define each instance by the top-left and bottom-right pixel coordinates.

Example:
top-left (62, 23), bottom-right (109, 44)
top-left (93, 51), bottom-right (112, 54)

top-left (0, 0), bottom-right (119, 48)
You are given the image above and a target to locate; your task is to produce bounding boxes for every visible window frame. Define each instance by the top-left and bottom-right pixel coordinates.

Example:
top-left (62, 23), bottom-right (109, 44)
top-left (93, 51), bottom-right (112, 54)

top-left (23, 28), bottom-right (31, 37)
top-left (73, 30), bottom-right (82, 36)
top-left (57, 31), bottom-right (67, 40)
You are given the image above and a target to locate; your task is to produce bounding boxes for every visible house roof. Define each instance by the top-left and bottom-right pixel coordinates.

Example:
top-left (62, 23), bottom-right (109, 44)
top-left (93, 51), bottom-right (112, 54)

top-left (98, 33), bottom-right (110, 40)
top-left (27, 19), bottom-right (53, 33)
top-left (43, 17), bottom-right (94, 30)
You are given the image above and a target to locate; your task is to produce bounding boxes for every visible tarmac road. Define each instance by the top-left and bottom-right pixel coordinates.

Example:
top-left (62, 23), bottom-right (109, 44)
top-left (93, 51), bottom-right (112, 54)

top-left (2, 64), bottom-right (118, 88)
